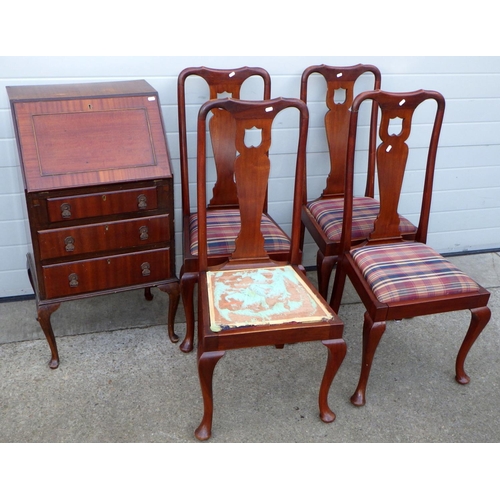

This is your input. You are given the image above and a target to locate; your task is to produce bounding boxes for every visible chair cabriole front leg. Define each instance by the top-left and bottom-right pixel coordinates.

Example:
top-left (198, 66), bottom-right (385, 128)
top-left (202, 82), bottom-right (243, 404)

top-left (319, 338), bottom-right (347, 422)
top-left (195, 349), bottom-right (226, 441)
top-left (350, 313), bottom-right (386, 406)
top-left (455, 306), bottom-right (491, 384)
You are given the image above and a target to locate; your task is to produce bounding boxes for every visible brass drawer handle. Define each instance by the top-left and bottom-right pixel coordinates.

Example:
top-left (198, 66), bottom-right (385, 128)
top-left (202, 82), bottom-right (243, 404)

top-left (137, 194), bottom-right (147, 210)
top-left (61, 203), bottom-right (72, 218)
top-left (68, 273), bottom-right (79, 287)
top-left (139, 226), bottom-right (149, 240)
top-left (141, 262), bottom-right (151, 277)
top-left (64, 236), bottom-right (75, 252)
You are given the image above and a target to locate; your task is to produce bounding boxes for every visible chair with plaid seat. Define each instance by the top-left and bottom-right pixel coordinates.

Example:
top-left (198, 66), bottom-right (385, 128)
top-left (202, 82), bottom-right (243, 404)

top-left (178, 67), bottom-right (291, 352)
top-left (300, 64), bottom-right (417, 299)
top-left (330, 89), bottom-right (491, 407)
top-left (194, 97), bottom-right (345, 440)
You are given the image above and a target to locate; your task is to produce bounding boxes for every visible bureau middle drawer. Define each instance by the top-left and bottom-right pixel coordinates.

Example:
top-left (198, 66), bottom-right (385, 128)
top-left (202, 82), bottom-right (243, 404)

top-left (38, 214), bottom-right (170, 260)
top-left (46, 186), bottom-right (158, 222)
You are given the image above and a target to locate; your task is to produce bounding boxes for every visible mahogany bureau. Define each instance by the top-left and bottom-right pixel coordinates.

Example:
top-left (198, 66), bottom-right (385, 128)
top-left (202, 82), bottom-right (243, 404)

top-left (7, 80), bottom-right (180, 368)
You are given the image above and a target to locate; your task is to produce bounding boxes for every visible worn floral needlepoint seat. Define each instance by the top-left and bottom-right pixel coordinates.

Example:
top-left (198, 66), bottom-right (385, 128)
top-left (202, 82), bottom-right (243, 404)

top-left (207, 265), bottom-right (334, 332)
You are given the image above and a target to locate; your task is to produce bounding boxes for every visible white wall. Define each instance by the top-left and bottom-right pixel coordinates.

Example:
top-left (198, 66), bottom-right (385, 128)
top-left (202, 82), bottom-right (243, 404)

top-left (1, 56), bottom-right (500, 298)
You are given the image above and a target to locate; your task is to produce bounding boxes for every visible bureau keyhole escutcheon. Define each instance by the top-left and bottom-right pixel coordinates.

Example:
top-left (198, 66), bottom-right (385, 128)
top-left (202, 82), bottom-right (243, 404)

top-left (64, 236), bottom-right (75, 252)
top-left (68, 273), bottom-right (79, 287)
top-left (139, 226), bottom-right (149, 240)
top-left (61, 203), bottom-right (72, 218)
top-left (141, 262), bottom-right (151, 277)
top-left (137, 194), bottom-right (147, 210)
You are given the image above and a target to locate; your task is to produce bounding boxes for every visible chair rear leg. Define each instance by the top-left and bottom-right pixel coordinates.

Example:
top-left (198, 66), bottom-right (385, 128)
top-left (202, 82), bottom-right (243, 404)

top-left (456, 306), bottom-right (491, 384)
top-left (317, 251), bottom-right (337, 299)
top-left (180, 272), bottom-right (197, 352)
top-left (195, 350), bottom-right (225, 441)
top-left (329, 257), bottom-right (347, 313)
top-left (158, 282), bottom-right (180, 343)
top-left (351, 313), bottom-right (386, 406)
top-left (319, 338), bottom-right (347, 422)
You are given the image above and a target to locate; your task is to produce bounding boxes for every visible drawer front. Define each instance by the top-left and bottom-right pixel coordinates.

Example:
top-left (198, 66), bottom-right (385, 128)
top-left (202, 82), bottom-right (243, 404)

top-left (46, 187), bottom-right (158, 222)
top-left (42, 248), bottom-right (171, 299)
top-left (38, 214), bottom-right (170, 260)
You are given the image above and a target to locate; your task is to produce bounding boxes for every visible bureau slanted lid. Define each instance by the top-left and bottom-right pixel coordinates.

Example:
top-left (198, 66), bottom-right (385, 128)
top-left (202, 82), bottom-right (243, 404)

top-left (7, 80), bottom-right (172, 192)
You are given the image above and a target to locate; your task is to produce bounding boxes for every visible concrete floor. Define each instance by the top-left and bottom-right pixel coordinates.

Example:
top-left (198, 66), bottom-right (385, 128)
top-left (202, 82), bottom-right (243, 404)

top-left (1, 252), bottom-right (499, 443)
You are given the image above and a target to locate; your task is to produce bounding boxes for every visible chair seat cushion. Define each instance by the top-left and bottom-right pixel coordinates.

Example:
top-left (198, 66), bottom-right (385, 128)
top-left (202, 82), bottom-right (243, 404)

top-left (351, 241), bottom-right (481, 304)
top-left (307, 196), bottom-right (416, 242)
top-left (189, 209), bottom-right (290, 256)
top-left (206, 265), bottom-right (334, 331)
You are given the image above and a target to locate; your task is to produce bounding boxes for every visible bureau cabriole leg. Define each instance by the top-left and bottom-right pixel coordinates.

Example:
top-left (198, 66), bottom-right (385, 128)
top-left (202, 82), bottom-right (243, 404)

top-left (36, 303), bottom-right (61, 369)
top-left (158, 282), bottom-right (180, 344)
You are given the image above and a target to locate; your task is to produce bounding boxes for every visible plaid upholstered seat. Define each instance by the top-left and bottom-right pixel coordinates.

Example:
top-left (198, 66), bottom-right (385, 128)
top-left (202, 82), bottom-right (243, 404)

top-left (189, 208), bottom-right (290, 256)
top-left (351, 241), bottom-right (481, 304)
top-left (307, 196), bottom-right (416, 242)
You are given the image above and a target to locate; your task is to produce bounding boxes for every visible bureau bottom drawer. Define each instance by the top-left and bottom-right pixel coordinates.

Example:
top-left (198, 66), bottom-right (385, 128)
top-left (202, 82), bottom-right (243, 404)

top-left (42, 248), bottom-right (171, 299)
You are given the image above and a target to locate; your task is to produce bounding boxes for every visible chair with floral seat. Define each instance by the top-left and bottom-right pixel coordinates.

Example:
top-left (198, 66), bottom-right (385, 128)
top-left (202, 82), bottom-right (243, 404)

top-left (329, 89), bottom-right (491, 407)
top-left (300, 64), bottom-right (417, 299)
top-left (194, 97), bottom-right (346, 440)
top-left (177, 67), bottom-right (291, 353)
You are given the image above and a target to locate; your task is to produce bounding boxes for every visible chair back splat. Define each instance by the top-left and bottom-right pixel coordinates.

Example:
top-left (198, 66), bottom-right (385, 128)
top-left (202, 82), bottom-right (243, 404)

top-left (194, 97), bottom-right (346, 440)
top-left (178, 66), bottom-right (271, 212)
top-left (330, 89), bottom-right (491, 407)
top-left (300, 64), bottom-right (380, 198)
top-left (196, 97), bottom-right (303, 269)
top-left (341, 90), bottom-right (443, 249)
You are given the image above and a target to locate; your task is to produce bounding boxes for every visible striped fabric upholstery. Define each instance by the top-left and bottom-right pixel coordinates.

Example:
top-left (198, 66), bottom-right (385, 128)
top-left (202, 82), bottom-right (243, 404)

top-left (189, 208), bottom-right (290, 256)
top-left (351, 241), bottom-right (481, 304)
top-left (307, 196), bottom-right (416, 242)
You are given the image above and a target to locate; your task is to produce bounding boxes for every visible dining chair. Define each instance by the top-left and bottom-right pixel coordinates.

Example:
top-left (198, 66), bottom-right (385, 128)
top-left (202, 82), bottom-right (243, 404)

top-left (329, 89), bottom-right (491, 407)
top-left (177, 67), bottom-right (291, 353)
top-left (300, 64), bottom-right (417, 299)
top-left (194, 97), bottom-right (346, 440)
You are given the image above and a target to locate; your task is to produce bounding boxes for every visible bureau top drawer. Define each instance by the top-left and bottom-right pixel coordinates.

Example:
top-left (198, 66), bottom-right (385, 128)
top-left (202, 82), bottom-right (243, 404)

top-left (46, 186), bottom-right (158, 222)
